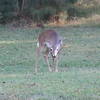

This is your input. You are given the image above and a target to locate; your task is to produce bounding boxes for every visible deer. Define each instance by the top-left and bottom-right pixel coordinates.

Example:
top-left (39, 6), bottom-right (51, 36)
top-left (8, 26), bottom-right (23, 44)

top-left (35, 24), bottom-right (63, 72)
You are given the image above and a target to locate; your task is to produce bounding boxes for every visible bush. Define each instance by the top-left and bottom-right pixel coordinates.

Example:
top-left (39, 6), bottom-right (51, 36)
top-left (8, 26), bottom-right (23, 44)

top-left (31, 7), bottom-right (56, 23)
top-left (65, 0), bottom-right (78, 4)
top-left (67, 6), bottom-right (93, 20)
top-left (0, 0), bottom-right (18, 24)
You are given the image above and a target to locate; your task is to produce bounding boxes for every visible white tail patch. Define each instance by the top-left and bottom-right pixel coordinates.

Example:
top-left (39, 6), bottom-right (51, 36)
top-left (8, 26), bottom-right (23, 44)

top-left (37, 42), bottom-right (39, 47)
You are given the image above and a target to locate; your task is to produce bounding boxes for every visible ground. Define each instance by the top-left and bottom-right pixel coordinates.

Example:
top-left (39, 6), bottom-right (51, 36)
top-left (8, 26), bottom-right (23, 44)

top-left (0, 25), bottom-right (100, 100)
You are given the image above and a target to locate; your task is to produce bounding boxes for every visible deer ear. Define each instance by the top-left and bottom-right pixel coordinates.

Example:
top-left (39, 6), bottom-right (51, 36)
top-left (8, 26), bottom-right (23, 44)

top-left (45, 42), bottom-right (51, 48)
top-left (59, 40), bottom-right (61, 43)
top-left (59, 39), bottom-right (62, 45)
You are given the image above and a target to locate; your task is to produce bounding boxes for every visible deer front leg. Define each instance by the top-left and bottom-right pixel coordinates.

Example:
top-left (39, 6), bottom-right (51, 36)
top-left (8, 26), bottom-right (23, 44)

top-left (53, 55), bottom-right (59, 72)
top-left (44, 55), bottom-right (52, 72)
top-left (44, 49), bottom-right (52, 72)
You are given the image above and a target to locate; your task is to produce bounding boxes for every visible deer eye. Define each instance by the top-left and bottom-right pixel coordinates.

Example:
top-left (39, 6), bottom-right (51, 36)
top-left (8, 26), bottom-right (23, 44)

top-left (50, 48), bottom-right (53, 51)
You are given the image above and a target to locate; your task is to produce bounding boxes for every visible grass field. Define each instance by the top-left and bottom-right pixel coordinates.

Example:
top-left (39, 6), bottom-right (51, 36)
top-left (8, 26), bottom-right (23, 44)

top-left (0, 25), bottom-right (100, 100)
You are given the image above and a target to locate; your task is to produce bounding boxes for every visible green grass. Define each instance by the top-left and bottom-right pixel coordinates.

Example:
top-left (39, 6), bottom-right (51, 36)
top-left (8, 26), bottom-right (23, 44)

top-left (0, 25), bottom-right (100, 100)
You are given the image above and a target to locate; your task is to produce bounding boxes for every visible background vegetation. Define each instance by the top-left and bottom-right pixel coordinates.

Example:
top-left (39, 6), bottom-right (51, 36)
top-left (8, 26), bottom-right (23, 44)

top-left (0, 0), bottom-right (100, 24)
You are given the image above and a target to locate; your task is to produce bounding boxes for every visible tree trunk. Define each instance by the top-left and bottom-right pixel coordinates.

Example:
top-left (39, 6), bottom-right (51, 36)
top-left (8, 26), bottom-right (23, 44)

top-left (18, 0), bottom-right (24, 12)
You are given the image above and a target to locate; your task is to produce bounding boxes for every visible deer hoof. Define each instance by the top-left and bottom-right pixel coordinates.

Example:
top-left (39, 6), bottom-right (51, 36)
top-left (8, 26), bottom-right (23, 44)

top-left (55, 69), bottom-right (58, 72)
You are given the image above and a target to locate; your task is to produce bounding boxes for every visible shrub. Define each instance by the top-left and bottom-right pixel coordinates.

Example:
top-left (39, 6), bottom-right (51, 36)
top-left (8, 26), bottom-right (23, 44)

top-left (67, 6), bottom-right (93, 20)
top-left (31, 7), bottom-right (56, 23)
top-left (65, 0), bottom-right (78, 4)
top-left (0, 0), bottom-right (18, 24)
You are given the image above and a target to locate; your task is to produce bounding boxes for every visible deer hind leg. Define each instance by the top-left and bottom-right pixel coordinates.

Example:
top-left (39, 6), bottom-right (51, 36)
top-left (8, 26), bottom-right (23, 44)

top-left (35, 47), bottom-right (40, 73)
top-left (44, 48), bottom-right (52, 72)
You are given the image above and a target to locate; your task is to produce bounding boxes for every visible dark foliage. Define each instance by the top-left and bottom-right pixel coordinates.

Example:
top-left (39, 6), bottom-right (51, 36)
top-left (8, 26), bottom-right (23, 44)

top-left (0, 0), bottom-right (98, 24)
